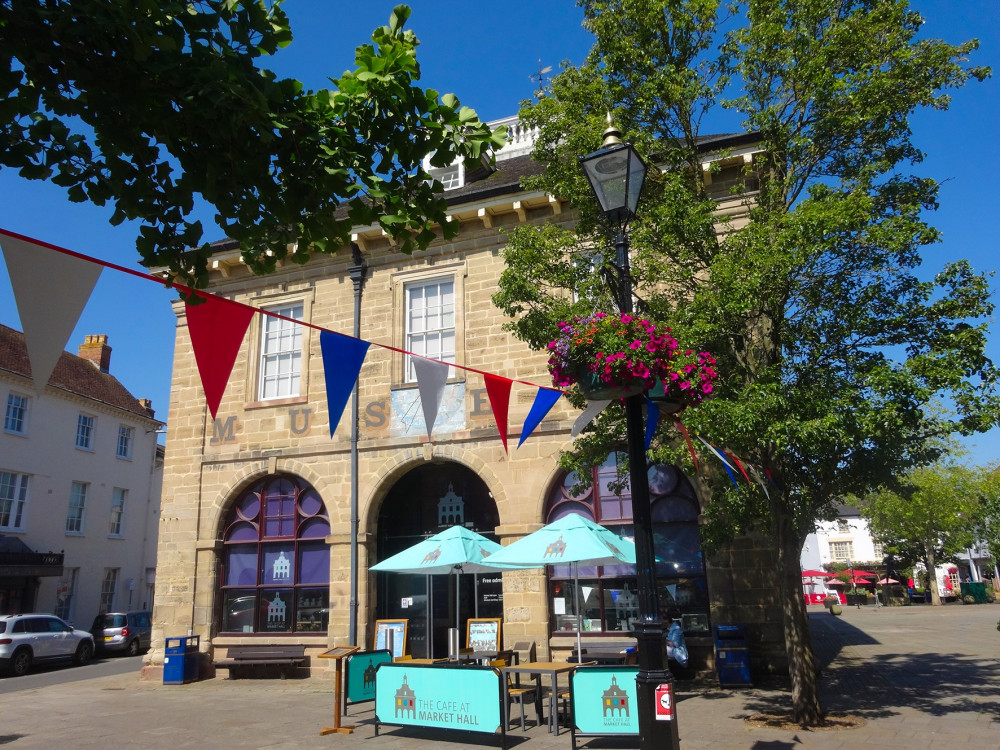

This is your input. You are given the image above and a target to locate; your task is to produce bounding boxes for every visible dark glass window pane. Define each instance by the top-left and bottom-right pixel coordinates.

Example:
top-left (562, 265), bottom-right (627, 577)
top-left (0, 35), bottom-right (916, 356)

top-left (299, 489), bottom-right (323, 517)
top-left (600, 525), bottom-right (636, 577)
top-left (298, 543), bottom-right (329, 584)
top-left (654, 522), bottom-right (704, 575)
top-left (562, 471), bottom-right (591, 499)
top-left (228, 521), bottom-right (258, 543)
top-left (607, 586), bottom-right (640, 631)
top-left (651, 496), bottom-right (698, 523)
top-left (237, 492), bottom-right (260, 522)
top-left (226, 545), bottom-right (258, 586)
top-left (296, 588), bottom-right (329, 632)
top-left (600, 495), bottom-right (624, 520)
top-left (222, 590), bottom-right (259, 633)
top-left (299, 517), bottom-right (330, 539)
top-left (660, 577), bottom-right (710, 610)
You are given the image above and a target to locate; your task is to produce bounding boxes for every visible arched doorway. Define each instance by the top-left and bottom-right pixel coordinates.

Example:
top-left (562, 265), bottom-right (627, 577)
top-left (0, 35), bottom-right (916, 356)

top-left (375, 462), bottom-right (500, 658)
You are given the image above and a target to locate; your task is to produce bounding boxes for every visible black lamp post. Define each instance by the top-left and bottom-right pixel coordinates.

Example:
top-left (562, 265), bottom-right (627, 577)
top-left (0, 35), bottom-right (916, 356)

top-left (580, 120), bottom-right (680, 750)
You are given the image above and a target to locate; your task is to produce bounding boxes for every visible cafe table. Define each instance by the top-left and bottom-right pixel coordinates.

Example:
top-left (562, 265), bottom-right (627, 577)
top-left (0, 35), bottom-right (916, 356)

top-left (396, 657), bottom-right (448, 664)
top-left (501, 660), bottom-right (586, 735)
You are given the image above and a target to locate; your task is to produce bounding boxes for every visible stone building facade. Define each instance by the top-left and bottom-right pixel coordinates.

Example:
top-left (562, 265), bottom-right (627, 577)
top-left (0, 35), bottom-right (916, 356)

top-left (145, 118), bottom-right (788, 680)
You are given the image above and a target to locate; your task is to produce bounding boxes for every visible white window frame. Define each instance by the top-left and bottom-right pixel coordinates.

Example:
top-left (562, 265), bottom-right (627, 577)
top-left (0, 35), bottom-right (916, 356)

top-left (109, 487), bottom-right (126, 537)
top-left (258, 302), bottom-right (304, 400)
top-left (404, 277), bottom-right (456, 383)
top-left (0, 470), bottom-right (29, 531)
top-left (76, 413), bottom-right (96, 450)
top-left (66, 481), bottom-right (88, 534)
top-left (4, 392), bottom-right (29, 435)
top-left (830, 540), bottom-right (854, 563)
top-left (116, 425), bottom-right (134, 459)
top-left (100, 568), bottom-right (119, 613)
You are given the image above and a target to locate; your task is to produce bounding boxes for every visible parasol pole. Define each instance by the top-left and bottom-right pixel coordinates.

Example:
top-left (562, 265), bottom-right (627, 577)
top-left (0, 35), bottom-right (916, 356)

top-left (427, 574), bottom-right (433, 658)
top-left (850, 559), bottom-right (859, 609)
top-left (455, 566), bottom-right (461, 641)
top-left (574, 562), bottom-right (583, 661)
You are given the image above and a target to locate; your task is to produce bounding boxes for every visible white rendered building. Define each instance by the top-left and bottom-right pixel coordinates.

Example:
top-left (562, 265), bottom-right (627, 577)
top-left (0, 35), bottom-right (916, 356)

top-left (1, 325), bottom-right (163, 627)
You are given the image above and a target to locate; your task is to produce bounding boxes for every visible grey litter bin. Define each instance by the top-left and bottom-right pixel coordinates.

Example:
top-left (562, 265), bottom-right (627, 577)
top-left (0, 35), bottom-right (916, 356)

top-left (163, 635), bottom-right (200, 685)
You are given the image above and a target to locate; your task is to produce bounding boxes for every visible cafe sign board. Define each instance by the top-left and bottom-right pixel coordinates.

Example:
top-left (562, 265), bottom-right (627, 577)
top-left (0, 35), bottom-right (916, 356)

top-left (344, 650), bottom-right (393, 708)
top-left (570, 666), bottom-right (640, 737)
top-left (374, 662), bottom-right (503, 736)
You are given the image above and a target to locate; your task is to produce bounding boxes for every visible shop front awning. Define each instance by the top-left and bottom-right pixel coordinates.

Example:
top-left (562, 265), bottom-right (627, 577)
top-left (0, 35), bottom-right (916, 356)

top-left (0, 536), bottom-right (64, 577)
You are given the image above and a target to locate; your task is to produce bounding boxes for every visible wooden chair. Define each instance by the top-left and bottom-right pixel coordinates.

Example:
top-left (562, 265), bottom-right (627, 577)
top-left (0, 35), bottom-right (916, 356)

top-left (490, 657), bottom-right (538, 731)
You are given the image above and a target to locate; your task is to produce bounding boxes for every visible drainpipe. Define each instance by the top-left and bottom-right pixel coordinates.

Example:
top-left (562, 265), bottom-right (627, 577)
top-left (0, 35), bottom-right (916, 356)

top-left (348, 242), bottom-right (367, 646)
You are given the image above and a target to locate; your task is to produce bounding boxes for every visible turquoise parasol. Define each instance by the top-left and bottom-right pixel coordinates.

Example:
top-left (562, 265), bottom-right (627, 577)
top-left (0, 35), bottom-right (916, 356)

top-left (483, 512), bottom-right (637, 658)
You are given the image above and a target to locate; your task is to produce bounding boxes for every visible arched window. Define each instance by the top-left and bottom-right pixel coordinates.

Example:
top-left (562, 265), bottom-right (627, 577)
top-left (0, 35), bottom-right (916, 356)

top-left (546, 455), bottom-right (708, 636)
top-left (219, 475), bottom-right (330, 634)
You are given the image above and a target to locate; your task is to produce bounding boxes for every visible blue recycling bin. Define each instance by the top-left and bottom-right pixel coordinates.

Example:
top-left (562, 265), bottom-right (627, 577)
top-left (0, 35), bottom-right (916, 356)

top-left (163, 635), bottom-right (200, 685)
top-left (713, 624), bottom-right (751, 687)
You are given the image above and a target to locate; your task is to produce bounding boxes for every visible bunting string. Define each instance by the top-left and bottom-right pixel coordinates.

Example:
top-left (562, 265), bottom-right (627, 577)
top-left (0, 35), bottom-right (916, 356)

top-left (1, 226), bottom-right (787, 489)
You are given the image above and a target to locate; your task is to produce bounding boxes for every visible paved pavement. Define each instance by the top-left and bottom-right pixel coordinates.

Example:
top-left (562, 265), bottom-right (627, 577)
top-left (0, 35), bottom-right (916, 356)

top-left (2, 604), bottom-right (998, 749)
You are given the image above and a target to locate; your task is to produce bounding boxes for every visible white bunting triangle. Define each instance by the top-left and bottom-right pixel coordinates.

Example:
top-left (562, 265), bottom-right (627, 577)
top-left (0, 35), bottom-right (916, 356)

top-left (1, 233), bottom-right (102, 392)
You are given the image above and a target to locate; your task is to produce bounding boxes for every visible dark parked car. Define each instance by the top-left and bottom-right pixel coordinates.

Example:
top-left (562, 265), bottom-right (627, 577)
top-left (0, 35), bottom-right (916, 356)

top-left (90, 611), bottom-right (152, 656)
top-left (0, 613), bottom-right (95, 676)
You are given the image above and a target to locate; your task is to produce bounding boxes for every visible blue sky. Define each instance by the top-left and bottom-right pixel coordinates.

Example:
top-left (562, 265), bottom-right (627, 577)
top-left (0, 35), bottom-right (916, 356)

top-left (1, 0), bottom-right (997, 465)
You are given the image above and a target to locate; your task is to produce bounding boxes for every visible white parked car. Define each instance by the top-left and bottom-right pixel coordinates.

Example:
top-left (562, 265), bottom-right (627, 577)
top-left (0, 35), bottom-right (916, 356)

top-left (0, 613), bottom-right (95, 676)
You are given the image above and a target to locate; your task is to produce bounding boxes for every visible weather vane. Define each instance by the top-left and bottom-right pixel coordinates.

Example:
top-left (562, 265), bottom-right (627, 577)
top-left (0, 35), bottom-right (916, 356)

top-left (530, 59), bottom-right (552, 96)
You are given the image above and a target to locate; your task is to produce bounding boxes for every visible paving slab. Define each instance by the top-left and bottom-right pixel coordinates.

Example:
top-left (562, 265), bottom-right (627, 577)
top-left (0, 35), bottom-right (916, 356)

top-left (2, 603), bottom-right (998, 749)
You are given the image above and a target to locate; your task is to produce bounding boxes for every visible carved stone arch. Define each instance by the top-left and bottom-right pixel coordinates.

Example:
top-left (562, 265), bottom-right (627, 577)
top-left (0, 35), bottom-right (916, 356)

top-left (207, 463), bottom-right (270, 541)
top-left (360, 444), bottom-right (506, 536)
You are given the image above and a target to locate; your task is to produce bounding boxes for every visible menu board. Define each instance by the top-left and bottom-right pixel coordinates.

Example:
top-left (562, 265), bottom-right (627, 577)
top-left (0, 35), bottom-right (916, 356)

top-left (466, 618), bottom-right (501, 653)
top-left (374, 619), bottom-right (408, 658)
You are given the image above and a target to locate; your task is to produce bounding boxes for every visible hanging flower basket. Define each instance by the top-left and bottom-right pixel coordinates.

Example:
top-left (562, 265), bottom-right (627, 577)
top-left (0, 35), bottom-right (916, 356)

top-left (646, 378), bottom-right (685, 413)
top-left (547, 313), bottom-right (718, 404)
top-left (575, 368), bottom-right (647, 400)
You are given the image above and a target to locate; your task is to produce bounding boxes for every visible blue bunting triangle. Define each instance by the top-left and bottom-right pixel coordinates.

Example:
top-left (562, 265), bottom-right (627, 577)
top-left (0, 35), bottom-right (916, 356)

top-left (644, 397), bottom-right (659, 451)
top-left (517, 387), bottom-right (562, 448)
top-left (320, 331), bottom-right (370, 438)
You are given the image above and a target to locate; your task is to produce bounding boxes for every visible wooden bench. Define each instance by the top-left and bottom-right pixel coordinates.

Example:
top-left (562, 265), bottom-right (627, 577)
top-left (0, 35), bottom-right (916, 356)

top-left (213, 644), bottom-right (307, 679)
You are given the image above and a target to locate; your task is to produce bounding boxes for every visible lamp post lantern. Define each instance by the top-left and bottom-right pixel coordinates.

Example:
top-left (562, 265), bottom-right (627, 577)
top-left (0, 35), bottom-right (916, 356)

top-left (580, 119), bottom-right (680, 750)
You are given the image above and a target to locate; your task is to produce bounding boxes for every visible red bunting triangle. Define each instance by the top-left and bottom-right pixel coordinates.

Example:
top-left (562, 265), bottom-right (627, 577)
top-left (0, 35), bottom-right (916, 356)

top-left (484, 374), bottom-right (513, 454)
top-left (674, 419), bottom-right (699, 473)
top-left (185, 293), bottom-right (255, 419)
top-left (725, 450), bottom-right (753, 484)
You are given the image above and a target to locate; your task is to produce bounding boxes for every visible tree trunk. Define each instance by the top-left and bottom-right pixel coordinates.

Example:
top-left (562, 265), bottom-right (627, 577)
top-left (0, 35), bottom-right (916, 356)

top-left (773, 498), bottom-right (824, 724)
top-left (925, 548), bottom-right (942, 606)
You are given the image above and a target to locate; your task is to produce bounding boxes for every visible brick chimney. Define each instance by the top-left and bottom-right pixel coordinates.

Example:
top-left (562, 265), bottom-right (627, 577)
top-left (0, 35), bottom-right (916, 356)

top-left (78, 334), bottom-right (112, 373)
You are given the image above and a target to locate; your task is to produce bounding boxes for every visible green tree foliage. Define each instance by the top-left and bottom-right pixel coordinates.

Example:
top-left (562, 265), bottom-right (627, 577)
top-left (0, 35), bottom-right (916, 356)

top-left (975, 464), bottom-right (1000, 567)
top-left (860, 463), bottom-right (982, 605)
top-left (493, 0), bottom-right (996, 724)
top-left (0, 2), bottom-right (505, 286)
